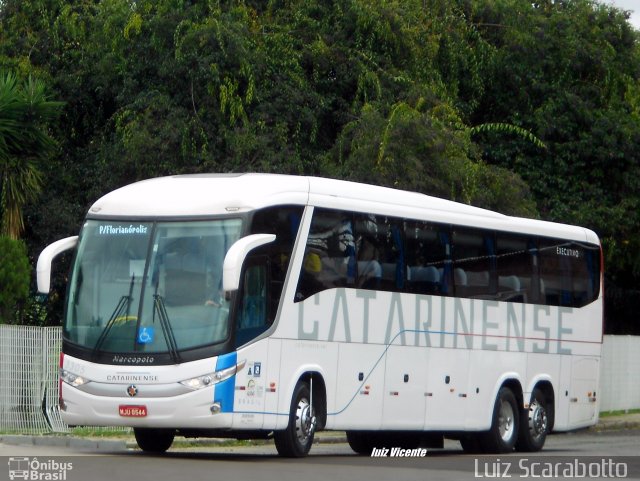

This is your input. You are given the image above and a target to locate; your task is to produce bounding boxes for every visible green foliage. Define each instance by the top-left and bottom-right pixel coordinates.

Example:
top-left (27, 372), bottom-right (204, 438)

top-left (470, 123), bottom-right (546, 150)
top-left (0, 71), bottom-right (63, 239)
top-left (0, 236), bottom-right (30, 323)
top-left (1, 0), bottom-right (640, 330)
top-left (467, 0), bottom-right (640, 282)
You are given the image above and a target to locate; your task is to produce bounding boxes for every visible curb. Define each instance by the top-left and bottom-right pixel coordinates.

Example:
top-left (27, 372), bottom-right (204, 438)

top-left (0, 432), bottom-right (346, 451)
top-left (0, 435), bottom-right (128, 451)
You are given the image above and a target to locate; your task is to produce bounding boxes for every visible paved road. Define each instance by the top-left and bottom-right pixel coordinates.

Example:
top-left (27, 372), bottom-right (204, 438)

top-left (1, 429), bottom-right (639, 481)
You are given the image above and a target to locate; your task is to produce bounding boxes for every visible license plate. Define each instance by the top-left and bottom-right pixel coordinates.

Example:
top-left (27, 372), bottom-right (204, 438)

top-left (119, 405), bottom-right (147, 417)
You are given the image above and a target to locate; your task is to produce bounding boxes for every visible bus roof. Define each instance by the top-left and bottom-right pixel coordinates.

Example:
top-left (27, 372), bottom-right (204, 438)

top-left (88, 173), bottom-right (599, 244)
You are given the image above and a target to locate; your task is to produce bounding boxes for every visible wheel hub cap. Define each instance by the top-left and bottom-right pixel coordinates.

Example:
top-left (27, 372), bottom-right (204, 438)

top-left (529, 401), bottom-right (548, 440)
top-left (295, 398), bottom-right (316, 443)
top-left (499, 400), bottom-right (515, 442)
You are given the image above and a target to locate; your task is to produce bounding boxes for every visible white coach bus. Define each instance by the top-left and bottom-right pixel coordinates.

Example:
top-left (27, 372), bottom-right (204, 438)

top-left (37, 174), bottom-right (603, 457)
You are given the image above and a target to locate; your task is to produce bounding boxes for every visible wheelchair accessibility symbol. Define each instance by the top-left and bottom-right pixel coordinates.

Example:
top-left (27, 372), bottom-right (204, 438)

top-left (137, 327), bottom-right (155, 344)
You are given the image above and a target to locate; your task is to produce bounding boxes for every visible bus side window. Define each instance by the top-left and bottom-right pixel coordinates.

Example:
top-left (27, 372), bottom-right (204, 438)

top-left (452, 228), bottom-right (494, 299)
top-left (538, 239), bottom-right (601, 308)
top-left (496, 233), bottom-right (532, 303)
top-left (354, 214), bottom-right (382, 290)
top-left (358, 216), bottom-right (404, 292)
top-left (295, 209), bottom-right (355, 301)
top-left (405, 220), bottom-right (448, 295)
top-left (250, 205), bottom-right (304, 315)
top-left (235, 261), bottom-right (269, 347)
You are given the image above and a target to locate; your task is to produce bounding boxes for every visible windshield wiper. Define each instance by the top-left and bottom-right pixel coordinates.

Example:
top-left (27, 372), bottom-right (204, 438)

top-left (153, 294), bottom-right (181, 364)
top-left (92, 275), bottom-right (136, 359)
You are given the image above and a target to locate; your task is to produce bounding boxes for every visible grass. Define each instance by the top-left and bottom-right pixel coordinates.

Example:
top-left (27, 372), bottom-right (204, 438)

top-left (0, 427), bottom-right (132, 438)
top-left (599, 409), bottom-right (640, 418)
top-left (69, 426), bottom-right (132, 438)
top-left (0, 427), bottom-right (265, 448)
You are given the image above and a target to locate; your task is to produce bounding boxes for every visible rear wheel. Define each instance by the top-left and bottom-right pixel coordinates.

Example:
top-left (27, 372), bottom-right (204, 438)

top-left (134, 428), bottom-right (175, 453)
top-left (274, 382), bottom-right (317, 457)
top-left (516, 388), bottom-right (548, 452)
top-left (481, 387), bottom-right (519, 453)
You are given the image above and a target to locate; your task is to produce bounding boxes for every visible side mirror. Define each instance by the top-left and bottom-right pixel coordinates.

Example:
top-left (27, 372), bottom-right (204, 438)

top-left (36, 236), bottom-right (79, 293)
top-left (223, 234), bottom-right (276, 293)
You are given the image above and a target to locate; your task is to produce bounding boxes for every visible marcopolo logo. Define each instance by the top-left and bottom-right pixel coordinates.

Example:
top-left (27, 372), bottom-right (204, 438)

top-left (7, 457), bottom-right (73, 481)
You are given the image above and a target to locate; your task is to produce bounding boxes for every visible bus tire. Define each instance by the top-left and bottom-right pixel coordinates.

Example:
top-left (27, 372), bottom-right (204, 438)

top-left (346, 431), bottom-right (375, 455)
top-left (481, 387), bottom-right (519, 453)
top-left (515, 388), bottom-right (548, 452)
top-left (133, 428), bottom-right (174, 453)
top-left (274, 381), bottom-right (316, 457)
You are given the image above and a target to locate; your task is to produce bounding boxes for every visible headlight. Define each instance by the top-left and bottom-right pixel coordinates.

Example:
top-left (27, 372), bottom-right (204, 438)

top-left (60, 368), bottom-right (91, 387)
top-left (179, 360), bottom-right (246, 390)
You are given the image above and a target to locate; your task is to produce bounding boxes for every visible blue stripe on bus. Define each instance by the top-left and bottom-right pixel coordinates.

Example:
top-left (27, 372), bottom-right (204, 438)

top-left (214, 351), bottom-right (237, 413)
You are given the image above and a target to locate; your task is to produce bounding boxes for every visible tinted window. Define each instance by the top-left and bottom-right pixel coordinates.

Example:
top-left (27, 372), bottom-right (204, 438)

top-left (452, 228), bottom-right (495, 299)
top-left (405, 221), bottom-right (449, 295)
top-left (250, 206), bottom-right (303, 319)
top-left (538, 239), bottom-right (600, 308)
top-left (236, 262), bottom-right (268, 347)
top-left (294, 208), bottom-right (600, 308)
top-left (495, 234), bottom-right (533, 303)
top-left (355, 214), bottom-right (405, 292)
top-left (296, 209), bottom-right (356, 301)
top-left (354, 214), bottom-right (383, 290)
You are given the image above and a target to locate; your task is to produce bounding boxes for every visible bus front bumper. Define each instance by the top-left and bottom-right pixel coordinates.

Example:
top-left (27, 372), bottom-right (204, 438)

top-left (59, 382), bottom-right (234, 429)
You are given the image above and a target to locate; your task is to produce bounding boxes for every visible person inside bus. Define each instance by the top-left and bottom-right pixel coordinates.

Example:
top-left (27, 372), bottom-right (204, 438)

top-left (308, 216), bottom-right (356, 287)
top-left (357, 236), bottom-right (382, 289)
top-left (295, 250), bottom-right (325, 301)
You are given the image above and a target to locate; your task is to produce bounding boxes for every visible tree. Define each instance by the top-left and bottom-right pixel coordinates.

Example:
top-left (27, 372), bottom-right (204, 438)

top-left (469, 0), bottom-right (640, 236)
top-left (0, 236), bottom-right (30, 323)
top-left (2, 0), bottom-right (640, 331)
top-left (467, 0), bottom-right (640, 332)
top-left (0, 71), bottom-right (63, 238)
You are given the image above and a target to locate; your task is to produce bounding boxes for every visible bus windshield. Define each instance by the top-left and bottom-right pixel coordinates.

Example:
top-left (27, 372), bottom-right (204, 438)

top-left (65, 219), bottom-right (243, 355)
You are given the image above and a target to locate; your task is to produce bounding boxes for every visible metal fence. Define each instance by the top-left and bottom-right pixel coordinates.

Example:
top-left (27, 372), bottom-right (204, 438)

top-left (0, 326), bottom-right (638, 433)
top-left (0, 325), bottom-right (67, 433)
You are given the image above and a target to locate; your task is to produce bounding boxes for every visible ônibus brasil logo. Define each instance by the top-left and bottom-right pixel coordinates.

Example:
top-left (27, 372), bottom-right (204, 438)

top-left (7, 457), bottom-right (73, 481)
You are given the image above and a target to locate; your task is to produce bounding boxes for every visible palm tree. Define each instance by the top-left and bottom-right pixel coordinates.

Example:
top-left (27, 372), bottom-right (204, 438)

top-left (0, 72), bottom-right (63, 239)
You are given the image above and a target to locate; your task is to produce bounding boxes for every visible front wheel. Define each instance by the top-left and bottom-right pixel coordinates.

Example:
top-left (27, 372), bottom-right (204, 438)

top-left (274, 382), bottom-right (317, 457)
top-left (481, 387), bottom-right (519, 453)
top-left (133, 428), bottom-right (175, 453)
top-left (516, 388), bottom-right (548, 452)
